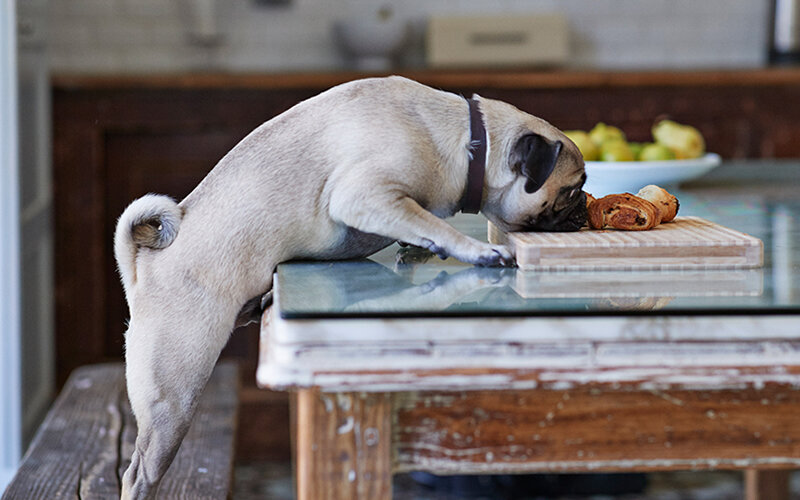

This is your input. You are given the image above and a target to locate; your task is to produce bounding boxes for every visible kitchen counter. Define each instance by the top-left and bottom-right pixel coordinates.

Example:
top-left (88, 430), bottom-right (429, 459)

top-left (52, 67), bottom-right (800, 90)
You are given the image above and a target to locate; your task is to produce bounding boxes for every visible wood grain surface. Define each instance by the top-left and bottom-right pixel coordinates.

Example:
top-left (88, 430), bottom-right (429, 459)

top-left (290, 385), bottom-right (799, 499)
top-left (490, 216), bottom-right (763, 271)
top-left (294, 390), bottom-right (392, 500)
top-left (2, 362), bottom-right (238, 500)
top-left (394, 387), bottom-right (800, 474)
top-left (745, 469), bottom-right (792, 500)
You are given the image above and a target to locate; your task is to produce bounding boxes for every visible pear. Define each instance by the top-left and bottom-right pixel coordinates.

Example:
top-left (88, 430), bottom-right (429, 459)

top-left (652, 120), bottom-right (705, 159)
top-left (564, 130), bottom-right (600, 161)
top-left (589, 122), bottom-right (626, 146)
top-left (638, 142), bottom-right (676, 161)
top-left (628, 142), bottom-right (645, 159)
top-left (599, 139), bottom-right (635, 162)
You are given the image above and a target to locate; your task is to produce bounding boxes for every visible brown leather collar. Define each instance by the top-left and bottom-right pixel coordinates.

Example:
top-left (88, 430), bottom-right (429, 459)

top-left (461, 97), bottom-right (487, 214)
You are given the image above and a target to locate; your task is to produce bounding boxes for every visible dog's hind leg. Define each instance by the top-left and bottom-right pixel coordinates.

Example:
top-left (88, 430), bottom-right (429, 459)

top-left (120, 296), bottom-right (237, 499)
top-left (234, 290), bottom-right (272, 328)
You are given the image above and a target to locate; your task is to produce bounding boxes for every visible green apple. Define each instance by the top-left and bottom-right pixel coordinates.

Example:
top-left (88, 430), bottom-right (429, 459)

top-left (638, 142), bottom-right (676, 161)
top-left (652, 119), bottom-right (705, 159)
top-left (599, 139), bottom-right (635, 162)
top-left (589, 122), bottom-right (626, 146)
top-left (564, 130), bottom-right (600, 161)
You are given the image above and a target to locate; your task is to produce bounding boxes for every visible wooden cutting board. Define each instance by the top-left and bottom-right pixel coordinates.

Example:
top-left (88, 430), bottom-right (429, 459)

top-left (488, 216), bottom-right (763, 271)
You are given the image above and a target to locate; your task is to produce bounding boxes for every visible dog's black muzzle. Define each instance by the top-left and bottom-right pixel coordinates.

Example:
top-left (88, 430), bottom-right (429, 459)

top-left (522, 190), bottom-right (587, 232)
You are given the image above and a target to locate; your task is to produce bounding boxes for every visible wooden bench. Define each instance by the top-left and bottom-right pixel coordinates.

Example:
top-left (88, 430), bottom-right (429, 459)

top-left (2, 361), bottom-right (239, 499)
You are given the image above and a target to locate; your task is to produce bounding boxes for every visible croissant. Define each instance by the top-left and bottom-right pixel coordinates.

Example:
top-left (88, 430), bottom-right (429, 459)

top-left (587, 193), bottom-right (660, 230)
top-left (636, 184), bottom-right (679, 223)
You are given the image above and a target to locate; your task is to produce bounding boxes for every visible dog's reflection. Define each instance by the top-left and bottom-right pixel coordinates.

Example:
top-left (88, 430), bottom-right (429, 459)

top-left (275, 247), bottom-right (765, 318)
top-left (346, 265), bottom-right (515, 313)
top-left (278, 250), bottom-right (515, 314)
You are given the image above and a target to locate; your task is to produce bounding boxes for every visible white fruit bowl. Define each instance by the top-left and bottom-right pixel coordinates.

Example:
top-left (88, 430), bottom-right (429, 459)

top-left (583, 153), bottom-right (721, 197)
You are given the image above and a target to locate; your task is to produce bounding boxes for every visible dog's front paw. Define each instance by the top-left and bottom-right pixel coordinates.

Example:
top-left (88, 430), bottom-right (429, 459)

top-left (450, 241), bottom-right (515, 267)
top-left (420, 237), bottom-right (515, 267)
top-left (473, 244), bottom-right (516, 267)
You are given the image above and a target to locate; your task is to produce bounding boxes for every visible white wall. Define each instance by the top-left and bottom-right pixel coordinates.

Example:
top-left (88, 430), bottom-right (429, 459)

top-left (47, 0), bottom-right (770, 74)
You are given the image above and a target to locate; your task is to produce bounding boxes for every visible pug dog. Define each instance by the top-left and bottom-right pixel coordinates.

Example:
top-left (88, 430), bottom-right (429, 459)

top-left (115, 75), bottom-right (586, 499)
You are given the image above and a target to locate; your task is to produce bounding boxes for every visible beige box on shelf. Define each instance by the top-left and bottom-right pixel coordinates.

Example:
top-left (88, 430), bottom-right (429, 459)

top-left (426, 14), bottom-right (569, 69)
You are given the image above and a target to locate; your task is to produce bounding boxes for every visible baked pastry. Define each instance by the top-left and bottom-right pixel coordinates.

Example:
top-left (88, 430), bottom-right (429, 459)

top-left (583, 193), bottom-right (596, 228)
top-left (587, 193), bottom-right (660, 230)
top-left (636, 184), bottom-right (679, 223)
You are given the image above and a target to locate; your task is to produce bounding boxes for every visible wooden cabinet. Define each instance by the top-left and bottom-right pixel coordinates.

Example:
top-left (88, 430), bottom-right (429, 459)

top-left (52, 69), bottom-right (800, 458)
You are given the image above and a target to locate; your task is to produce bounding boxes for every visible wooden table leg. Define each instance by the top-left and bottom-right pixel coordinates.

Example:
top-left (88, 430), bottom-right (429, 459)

top-left (744, 469), bottom-right (792, 500)
top-left (294, 389), bottom-right (392, 500)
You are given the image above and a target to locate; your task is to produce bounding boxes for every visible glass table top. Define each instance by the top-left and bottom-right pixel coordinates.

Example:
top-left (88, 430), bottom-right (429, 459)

top-left (276, 161), bottom-right (800, 319)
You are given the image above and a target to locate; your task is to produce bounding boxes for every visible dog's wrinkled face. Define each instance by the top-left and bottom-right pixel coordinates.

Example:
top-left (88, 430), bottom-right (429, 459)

top-left (486, 125), bottom-right (587, 233)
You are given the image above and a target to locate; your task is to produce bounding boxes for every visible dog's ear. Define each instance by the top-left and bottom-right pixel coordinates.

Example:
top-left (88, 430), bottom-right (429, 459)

top-left (510, 134), bottom-right (563, 194)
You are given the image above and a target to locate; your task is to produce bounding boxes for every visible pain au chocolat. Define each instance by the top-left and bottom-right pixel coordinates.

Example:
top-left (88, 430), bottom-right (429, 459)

top-left (585, 185), bottom-right (679, 231)
top-left (587, 193), bottom-right (660, 230)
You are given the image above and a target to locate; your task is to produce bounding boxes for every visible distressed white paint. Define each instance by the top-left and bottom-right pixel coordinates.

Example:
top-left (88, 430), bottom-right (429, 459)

top-left (258, 285), bottom-right (800, 391)
top-left (337, 417), bottom-right (354, 435)
top-left (394, 455), bottom-right (800, 475)
top-left (269, 312), bottom-right (800, 346)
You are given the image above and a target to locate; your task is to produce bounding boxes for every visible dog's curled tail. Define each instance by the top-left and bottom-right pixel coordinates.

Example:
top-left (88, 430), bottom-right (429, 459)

top-left (114, 194), bottom-right (182, 291)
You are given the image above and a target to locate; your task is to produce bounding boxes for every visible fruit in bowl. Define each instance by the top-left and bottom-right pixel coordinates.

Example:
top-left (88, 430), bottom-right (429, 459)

top-left (588, 122), bottom-right (626, 145)
top-left (563, 130), bottom-right (599, 161)
top-left (569, 119), bottom-right (718, 196)
top-left (651, 120), bottom-right (705, 160)
top-left (599, 139), bottom-right (635, 162)
top-left (638, 143), bottom-right (676, 161)
top-left (564, 119), bottom-right (706, 162)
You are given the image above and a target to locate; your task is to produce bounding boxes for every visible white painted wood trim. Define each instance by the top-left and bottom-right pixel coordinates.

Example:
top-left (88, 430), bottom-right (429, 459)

top-left (0, 0), bottom-right (22, 488)
top-left (258, 282), bottom-right (800, 392)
